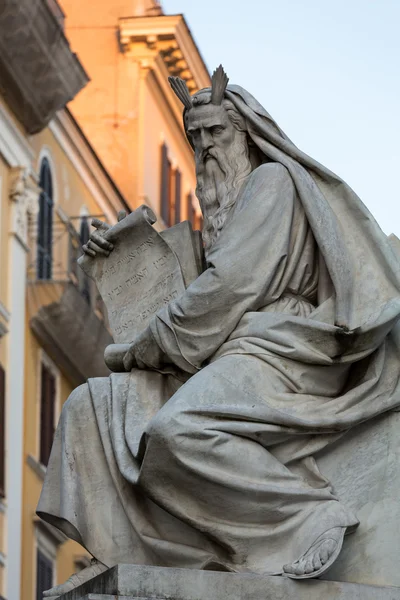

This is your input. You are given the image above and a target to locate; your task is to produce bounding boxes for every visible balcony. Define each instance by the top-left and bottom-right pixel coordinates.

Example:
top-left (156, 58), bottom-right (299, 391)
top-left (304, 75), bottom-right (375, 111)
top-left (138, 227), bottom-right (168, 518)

top-left (0, 0), bottom-right (89, 134)
top-left (27, 210), bottom-right (113, 387)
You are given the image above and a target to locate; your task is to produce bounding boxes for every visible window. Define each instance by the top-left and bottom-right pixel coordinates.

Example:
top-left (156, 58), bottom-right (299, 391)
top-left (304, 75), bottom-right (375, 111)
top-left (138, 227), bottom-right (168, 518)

top-left (187, 192), bottom-right (195, 227)
top-left (174, 169), bottom-right (181, 224)
top-left (160, 143), bottom-right (172, 226)
top-left (0, 364), bottom-right (5, 498)
top-left (36, 549), bottom-right (54, 600)
top-left (37, 158), bottom-right (54, 280)
top-left (39, 362), bottom-right (56, 467)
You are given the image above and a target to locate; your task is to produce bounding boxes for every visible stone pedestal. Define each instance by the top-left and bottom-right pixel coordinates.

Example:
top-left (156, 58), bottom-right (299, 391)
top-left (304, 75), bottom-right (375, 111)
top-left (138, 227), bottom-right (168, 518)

top-left (317, 409), bottom-right (400, 587)
top-left (59, 564), bottom-right (400, 600)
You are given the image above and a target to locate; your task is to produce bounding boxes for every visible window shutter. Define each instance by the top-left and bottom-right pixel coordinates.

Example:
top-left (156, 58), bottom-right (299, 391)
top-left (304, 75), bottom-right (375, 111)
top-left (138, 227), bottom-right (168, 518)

top-left (0, 364), bottom-right (5, 498)
top-left (160, 143), bottom-right (171, 227)
top-left (187, 193), bottom-right (194, 226)
top-left (40, 364), bottom-right (56, 467)
top-left (174, 169), bottom-right (181, 224)
top-left (36, 550), bottom-right (54, 600)
top-left (37, 159), bottom-right (54, 280)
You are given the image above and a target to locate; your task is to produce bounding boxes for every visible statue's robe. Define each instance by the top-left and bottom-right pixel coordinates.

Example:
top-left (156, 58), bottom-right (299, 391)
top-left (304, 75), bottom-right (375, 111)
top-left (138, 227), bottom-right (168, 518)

top-left (37, 162), bottom-right (400, 574)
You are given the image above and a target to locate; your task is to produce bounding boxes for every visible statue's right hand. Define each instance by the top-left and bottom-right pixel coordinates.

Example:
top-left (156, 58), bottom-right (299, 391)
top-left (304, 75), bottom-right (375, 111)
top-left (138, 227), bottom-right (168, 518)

top-left (82, 210), bottom-right (126, 258)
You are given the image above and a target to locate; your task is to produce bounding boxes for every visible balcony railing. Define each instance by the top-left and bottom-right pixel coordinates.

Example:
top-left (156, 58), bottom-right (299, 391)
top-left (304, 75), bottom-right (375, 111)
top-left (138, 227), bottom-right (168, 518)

top-left (28, 209), bottom-right (107, 320)
top-left (27, 210), bottom-right (113, 386)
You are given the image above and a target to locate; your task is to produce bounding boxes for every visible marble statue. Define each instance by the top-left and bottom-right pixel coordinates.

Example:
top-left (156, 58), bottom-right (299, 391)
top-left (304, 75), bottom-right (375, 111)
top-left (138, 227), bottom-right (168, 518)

top-left (38, 66), bottom-right (400, 598)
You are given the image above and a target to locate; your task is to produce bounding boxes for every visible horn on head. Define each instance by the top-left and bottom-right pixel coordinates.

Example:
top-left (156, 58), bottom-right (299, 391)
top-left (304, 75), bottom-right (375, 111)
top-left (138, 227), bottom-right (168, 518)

top-left (211, 64), bottom-right (229, 105)
top-left (168, 76), bottom-right (193, 110)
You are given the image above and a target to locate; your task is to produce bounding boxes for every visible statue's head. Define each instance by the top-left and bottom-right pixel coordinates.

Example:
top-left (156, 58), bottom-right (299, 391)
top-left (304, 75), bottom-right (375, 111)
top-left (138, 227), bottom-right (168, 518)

top-left (169, 66), bottom-right (260, 252)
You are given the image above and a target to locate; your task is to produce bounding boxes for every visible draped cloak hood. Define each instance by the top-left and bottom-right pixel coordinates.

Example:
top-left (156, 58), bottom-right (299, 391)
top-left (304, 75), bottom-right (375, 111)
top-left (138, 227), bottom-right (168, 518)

top-left (184, 85), bottom-right (400, 339)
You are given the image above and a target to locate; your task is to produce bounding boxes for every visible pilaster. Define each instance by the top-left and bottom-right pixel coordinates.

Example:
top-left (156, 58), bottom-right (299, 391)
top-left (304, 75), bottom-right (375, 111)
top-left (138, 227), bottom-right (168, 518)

top-left (6, 167), bottom-right (40, 600)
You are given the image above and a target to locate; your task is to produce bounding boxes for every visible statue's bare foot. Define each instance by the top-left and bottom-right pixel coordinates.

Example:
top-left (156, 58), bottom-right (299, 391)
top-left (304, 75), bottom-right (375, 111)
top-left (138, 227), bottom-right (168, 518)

top-left (43, 559), bottom-right (108, 598)
top-left (283, 526), bottom-right (345, 579)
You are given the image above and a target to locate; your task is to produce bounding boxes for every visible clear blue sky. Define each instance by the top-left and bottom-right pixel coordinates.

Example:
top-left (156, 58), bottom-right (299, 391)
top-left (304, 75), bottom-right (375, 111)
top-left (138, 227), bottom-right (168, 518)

top-left (163, 0), bottom-right (400, 236)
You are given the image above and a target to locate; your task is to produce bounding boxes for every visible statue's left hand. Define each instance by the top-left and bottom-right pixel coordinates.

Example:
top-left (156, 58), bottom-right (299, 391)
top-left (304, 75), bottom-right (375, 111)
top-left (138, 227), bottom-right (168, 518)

top-left (123, 343), bottom-right (138, 372)
top-left (123, 328), bottom-right (166, 372)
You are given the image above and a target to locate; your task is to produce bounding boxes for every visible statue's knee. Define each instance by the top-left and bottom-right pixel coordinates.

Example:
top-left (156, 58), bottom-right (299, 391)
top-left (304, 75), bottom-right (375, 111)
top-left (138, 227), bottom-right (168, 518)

top-left (147, 403), bottom-right (195, 453)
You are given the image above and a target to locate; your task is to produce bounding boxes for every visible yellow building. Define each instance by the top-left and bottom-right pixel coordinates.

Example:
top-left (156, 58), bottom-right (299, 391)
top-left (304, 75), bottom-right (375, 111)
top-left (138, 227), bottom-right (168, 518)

top-left (59, 0), bottom-right (210, 228)
top-left (0, 1), bottom-right (209, 599)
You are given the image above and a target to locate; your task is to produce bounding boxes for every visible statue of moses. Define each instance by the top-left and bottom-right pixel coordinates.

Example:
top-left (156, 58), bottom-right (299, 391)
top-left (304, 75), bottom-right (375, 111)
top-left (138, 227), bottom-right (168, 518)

top-left (38, 66), bottom-right (400, 598)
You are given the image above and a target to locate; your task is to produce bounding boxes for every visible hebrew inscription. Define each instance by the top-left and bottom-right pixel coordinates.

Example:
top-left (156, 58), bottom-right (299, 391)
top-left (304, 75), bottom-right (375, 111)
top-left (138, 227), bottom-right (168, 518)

top-left (78, 206), bottom-right (190, 343)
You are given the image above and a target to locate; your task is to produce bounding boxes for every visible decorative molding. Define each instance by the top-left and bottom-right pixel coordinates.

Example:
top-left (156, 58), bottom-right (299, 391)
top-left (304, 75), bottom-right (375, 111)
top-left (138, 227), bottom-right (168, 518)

top-left (0, 302), bottom-right (10, 323)
top-left (26, 454), bottom-right (46, 482)
top-left (34, 515), bottom-right (68, 547)
top-left (74, 554), bottom-right (91, 571)
top-left (9, 166), bottom-right (40, 249)
top-left (119, 15), bottom-right (210, 93)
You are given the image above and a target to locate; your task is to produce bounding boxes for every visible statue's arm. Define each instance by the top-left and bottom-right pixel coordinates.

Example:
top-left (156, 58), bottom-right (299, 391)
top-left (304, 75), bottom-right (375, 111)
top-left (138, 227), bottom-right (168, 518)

top-left (126, 163), bottom-right (296, 374)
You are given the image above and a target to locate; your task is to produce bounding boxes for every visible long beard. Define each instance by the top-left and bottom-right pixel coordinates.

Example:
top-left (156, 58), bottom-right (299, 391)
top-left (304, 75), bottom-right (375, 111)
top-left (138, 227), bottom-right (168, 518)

top-left (195, 134), bottom-right (252, 254)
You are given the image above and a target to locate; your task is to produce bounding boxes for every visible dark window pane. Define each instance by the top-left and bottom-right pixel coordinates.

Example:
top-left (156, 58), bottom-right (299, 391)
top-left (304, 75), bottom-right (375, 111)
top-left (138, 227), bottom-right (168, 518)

top-left (160, 144), bottom-right (171, 226)
top-left (79, 217), bottom-right (90, 246)
top-left (174, 169), bottom-right (181, 224)
top-left (40, 364), bottom-right (56, 467)
top-left (0, 364), bottom-right (5, 498)
top-left (36, 550), bottom-right (53, 600)
top-left (187, 193), bottom-right (195, 226)
top-left (37, 158), bottom-right (54, 280)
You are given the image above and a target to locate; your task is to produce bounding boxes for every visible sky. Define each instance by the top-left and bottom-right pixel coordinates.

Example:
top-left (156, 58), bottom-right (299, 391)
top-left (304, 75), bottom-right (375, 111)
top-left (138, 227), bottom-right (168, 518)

top-left (162, 0), bottom-right (400, 236)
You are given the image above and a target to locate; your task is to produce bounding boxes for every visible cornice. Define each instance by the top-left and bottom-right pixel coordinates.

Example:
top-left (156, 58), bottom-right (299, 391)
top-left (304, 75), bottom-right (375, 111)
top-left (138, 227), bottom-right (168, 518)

top-left (119, 14), bottom-right (210, 94)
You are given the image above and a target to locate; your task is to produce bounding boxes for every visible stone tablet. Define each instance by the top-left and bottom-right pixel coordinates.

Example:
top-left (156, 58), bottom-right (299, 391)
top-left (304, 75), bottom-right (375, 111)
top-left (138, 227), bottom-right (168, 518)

top-left (78, 205), bottom-right (201, 344)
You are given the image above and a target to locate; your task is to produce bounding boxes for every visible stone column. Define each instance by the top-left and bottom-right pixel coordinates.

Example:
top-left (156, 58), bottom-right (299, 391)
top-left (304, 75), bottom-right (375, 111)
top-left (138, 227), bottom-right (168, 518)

top-left (6, 166), bottom-right (39, 600)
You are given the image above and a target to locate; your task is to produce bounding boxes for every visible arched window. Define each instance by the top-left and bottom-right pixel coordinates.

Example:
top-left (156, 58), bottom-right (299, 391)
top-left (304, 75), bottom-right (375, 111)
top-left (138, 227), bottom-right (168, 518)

top-left (37, 158), bottom-right (54, 280)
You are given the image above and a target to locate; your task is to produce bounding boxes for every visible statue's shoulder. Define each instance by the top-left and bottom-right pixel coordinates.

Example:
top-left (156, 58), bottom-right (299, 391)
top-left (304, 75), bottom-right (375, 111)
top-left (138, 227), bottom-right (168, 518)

top-left (244, 163), bottom-right (293, 199)
top-left (249, 161), bottom-right (291, 184)
top-left (236, 162), bottom-right (294, 216)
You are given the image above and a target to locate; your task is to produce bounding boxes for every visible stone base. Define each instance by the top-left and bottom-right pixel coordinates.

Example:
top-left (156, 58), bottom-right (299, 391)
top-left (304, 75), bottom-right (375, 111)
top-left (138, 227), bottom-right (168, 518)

top-left (60, 565), bottom-right (400, 600)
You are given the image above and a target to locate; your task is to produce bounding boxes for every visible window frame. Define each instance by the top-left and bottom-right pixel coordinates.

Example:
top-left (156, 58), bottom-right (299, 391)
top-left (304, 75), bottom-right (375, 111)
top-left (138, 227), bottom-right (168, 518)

top-left (37, 157), bottom-right (54, 280)
top-left (0, 364), bottom-right (5, 498)
top-left (37, 352), bottom-right (59, 468)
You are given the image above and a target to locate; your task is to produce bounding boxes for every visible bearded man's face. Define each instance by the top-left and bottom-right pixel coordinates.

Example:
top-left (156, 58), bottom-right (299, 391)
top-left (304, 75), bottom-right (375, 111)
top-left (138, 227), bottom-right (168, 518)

top-left (185, 102), bottom-right (253, 252)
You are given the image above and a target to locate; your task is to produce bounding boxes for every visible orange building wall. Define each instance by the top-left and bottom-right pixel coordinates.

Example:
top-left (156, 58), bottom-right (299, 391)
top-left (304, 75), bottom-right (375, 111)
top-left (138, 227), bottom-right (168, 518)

top-left (59, 0), bottom-right (200, 216)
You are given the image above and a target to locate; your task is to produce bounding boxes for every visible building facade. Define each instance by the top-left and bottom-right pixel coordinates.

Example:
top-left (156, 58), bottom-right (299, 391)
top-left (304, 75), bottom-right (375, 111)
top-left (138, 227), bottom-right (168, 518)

top-left (59, 0), bottom-right (210, 228)
top-left (0, 1), bottom-right (209, 599)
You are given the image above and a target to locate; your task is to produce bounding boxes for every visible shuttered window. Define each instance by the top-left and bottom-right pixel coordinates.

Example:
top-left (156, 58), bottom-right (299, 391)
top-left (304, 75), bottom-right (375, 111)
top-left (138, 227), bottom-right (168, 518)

top-left (36, 549), bottom-right (54, 600)
top-left (40, 363), bottom-right (56, 467)
top-left (37, 158), bottom-right (54, 280)
top-left (160, 143), bottom-right (171, 226)
top-left (174, 169), bottom-right (181, 224)
top-left (0, 364), bottom-right (5, 498)
top-left (187, 193), bottom-right (195, 226)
